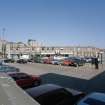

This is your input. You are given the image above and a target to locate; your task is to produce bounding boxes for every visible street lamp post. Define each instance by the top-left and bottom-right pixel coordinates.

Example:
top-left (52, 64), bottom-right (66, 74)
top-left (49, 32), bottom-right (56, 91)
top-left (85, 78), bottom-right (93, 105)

top-left (2, 28), bottom-right (6, 59)
top-left (100, 51), bottom-right (104, 64)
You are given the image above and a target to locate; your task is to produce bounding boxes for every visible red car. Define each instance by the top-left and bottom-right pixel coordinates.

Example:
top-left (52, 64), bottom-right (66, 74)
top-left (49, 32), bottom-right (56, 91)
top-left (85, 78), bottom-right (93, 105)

top-left (7, 72), bottom-right (41, 88)
top-left (43, 59), bottom-right (52, 64)
top-left (62, 59), bottom-right (75, 66)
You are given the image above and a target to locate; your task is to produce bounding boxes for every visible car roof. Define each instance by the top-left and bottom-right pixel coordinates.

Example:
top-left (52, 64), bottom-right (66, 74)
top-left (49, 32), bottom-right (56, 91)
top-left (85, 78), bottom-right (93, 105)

top-left (8, 72), bottom-right (28, 77)
top-left (26, 84), bottom-right (63, 98)
top-left (77, 92), bottom-right (105, 105)
top-left (0, 65), bottom-right (18, 72)
top-left (8, 72), bottom-right (26, 75)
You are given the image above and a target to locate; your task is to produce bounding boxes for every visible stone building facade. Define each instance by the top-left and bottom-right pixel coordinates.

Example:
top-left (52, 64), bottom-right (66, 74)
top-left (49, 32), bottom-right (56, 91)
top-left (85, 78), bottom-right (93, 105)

top-left (0, 39), bottom-right (104, 59)
top-left (40, 46), bottom-right (101, 57)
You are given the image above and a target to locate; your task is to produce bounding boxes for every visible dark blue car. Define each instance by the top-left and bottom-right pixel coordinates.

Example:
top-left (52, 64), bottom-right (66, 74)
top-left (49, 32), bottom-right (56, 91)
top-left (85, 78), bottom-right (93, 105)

top-left (0, 65), bottom-right (20, 73)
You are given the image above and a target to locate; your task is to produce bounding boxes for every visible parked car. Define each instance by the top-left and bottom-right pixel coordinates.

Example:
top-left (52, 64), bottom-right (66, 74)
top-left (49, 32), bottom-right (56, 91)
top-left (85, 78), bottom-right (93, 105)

top-left (62, 57), bottom-right (84, 67)
top-left (26, 84), bottom-right (85, 105)
top-left (27, 59), bottom-right (34, 63)
top-left (77, 92), bottom-right (105, 105)
top-left (51, 59), bottom-right (61, 65)
top-left (0, 65), bottom-right (20, 73)
top-left (8, 72), bottom-right (41, 88)
top-left (4, 59), bottom-right (15, 63)
top-left (61, 58), bottom-right (75, 66)
top-left (70, 57), bottom-right (85, 66)
top-left (34, 55), bottom-right (42, 63)
top-left (0, 73), bottom-right (40, 105)
top-left (17, 59), bottom-right (27, 64)
top-left (43, 59), bottom-right (52, 64)
top-left (84, 57), bottom-right (92, 63)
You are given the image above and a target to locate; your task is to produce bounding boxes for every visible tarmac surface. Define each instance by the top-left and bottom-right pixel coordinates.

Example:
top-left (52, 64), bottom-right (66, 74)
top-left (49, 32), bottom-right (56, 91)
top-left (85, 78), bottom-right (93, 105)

top-left (8, 63), bottom-right (105, 93)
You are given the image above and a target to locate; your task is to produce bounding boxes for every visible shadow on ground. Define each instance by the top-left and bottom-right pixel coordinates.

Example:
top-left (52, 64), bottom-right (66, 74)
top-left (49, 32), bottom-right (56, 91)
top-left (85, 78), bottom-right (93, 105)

top-left (40, 71), bottom-right (105, 93)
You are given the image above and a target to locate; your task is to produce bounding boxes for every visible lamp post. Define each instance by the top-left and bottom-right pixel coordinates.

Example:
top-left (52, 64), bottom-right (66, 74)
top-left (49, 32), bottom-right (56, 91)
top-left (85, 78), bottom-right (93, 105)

top-left (100, 51), bottom-right (104, 64)
top-left (2, 28), bottom-right (6, 59)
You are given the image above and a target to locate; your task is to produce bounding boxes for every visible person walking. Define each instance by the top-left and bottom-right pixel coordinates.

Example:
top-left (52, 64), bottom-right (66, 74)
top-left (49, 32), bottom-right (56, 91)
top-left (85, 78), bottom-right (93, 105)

top-left (94, 57), bottom-right (99, 69)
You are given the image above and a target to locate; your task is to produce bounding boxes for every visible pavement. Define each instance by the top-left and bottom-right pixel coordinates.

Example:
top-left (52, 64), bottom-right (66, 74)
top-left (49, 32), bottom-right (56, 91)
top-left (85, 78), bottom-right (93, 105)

top-left (7, 63), bottom-right (105, 93)
top-left (8, 63), bottom-right (105, 80)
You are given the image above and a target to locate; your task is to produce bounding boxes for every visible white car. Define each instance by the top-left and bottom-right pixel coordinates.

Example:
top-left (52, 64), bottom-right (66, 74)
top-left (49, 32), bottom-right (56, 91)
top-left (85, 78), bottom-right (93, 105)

top-left (77, 92), bottom-right (105, 105)
top-left (51, 60), bottom-right (61, 65)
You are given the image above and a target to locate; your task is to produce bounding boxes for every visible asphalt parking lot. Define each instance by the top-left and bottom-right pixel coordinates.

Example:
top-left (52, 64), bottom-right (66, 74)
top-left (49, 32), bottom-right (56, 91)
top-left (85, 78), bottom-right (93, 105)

top-left (8, 63), bottom-right (105, 93)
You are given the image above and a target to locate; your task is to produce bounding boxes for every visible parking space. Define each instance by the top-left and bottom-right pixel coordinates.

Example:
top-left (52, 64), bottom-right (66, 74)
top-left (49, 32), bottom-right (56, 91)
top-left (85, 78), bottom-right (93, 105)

top-left (8, 63), bottom-right (105, 80)
top-left (7, 63), bottom-right (105, 93)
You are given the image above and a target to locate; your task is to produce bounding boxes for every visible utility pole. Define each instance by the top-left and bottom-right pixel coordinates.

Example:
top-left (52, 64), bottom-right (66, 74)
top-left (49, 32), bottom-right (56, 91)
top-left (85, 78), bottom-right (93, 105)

top-left (2, 28), bottom-right (6, 59)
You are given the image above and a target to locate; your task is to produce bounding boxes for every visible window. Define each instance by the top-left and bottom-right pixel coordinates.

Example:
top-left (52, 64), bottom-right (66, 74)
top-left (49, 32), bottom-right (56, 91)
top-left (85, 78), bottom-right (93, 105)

top-left (52, 47), bottom-right (54, 50)
top-left (84, 98), bottom-right (105, 105)
top-left (18, 74), bottom-right (31, 79)
top-left (42, 47), bottom-right (45, 50)
top-left (47, 47), bottom-right (49, 50)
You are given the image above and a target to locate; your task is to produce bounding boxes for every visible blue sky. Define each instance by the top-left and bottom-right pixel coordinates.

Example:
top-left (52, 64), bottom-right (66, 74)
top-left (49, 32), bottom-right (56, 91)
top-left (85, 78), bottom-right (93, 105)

top-left (0, 0), bottom-right (105, 48)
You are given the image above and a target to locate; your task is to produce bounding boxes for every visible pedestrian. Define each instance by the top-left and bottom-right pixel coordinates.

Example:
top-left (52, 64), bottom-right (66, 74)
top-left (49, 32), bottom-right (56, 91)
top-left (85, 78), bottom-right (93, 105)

top-left (94, 57), bottom-right (99, 69)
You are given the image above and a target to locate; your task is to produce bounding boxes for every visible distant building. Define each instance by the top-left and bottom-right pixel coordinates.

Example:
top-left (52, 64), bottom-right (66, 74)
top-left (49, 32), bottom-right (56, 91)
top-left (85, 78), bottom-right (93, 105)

top-left (40, 46), bottom-right (102, 57)
top-left (5, 39), bottom-right (41, 59)
top-left (28, 39), bottom-right (37, 47)
top-left (6, 41), bottom-right (32, 59)
top-left (0, 39), bottom-right (104, 60)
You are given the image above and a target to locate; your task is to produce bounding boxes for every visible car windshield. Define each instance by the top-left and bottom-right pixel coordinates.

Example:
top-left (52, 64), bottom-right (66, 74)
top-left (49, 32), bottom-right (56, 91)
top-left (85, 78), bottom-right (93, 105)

top-left (10, 73), bottom-right (30, 79)
top-left (84, 98), bottom-right (105, 105)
